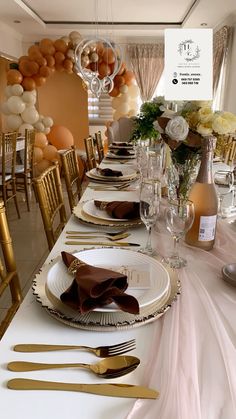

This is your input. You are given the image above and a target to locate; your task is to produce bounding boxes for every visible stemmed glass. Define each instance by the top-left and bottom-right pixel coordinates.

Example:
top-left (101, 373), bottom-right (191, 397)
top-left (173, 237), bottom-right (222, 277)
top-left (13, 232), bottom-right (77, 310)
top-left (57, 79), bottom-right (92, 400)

top-left (214, 170), bottom-right (234, 218)
top-left (165, 199), bottom-right (195, 268)
top-left (139, 178), bottom-right (161, 255)
top-left (147, 151), bottom-right (163, 180)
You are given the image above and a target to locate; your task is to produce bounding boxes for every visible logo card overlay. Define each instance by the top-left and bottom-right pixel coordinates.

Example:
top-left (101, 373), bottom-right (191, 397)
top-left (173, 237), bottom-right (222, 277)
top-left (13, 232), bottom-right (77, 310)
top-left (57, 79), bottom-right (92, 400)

top-left (164, 29), bottom-right (213, 100)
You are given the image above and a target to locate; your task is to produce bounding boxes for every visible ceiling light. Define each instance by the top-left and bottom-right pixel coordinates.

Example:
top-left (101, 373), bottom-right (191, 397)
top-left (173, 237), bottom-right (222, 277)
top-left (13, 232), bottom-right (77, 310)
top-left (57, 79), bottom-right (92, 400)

top-left (200, 23), bottom-right (207, 26)
top-left (13, 20), bottom-right (21, 24)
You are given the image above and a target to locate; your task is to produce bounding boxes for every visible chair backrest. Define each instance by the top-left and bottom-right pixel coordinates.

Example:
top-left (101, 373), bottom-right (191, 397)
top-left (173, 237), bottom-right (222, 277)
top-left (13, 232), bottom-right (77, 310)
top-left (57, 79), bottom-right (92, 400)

top-left (84, 136), bottom-right (97, 170)
top-left (107, 117), bottom-right (135, 144)
top-left (0, 200), bottom-right (22, 339)
top-left (94, 131), bottom-right (104, 163)
top-left (0, 132), bottom-right (17, 184)
top-left (33, 162), bottom-right (67, 251)
top-left (60, 146), bottom-right (81, 212)
top-left (22, 129), bottom-right (36, 179)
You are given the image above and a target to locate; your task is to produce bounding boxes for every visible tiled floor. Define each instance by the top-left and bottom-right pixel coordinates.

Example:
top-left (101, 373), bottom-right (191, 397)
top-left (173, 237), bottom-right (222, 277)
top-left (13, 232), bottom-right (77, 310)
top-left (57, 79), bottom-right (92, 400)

top-left (0, 183), bottom-right (71, 322)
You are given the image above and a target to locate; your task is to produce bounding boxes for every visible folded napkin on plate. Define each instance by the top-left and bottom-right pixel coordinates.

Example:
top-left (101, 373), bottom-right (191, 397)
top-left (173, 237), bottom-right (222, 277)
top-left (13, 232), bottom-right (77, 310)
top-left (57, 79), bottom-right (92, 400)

top-left (97, 168), bottom-right (123, 177)
top-left (113, 148), bottom-right (132, 156)
top-left (111, 142), bottom-right (130, 147)
top-left (60, 251), bottom-right (139, 314)
top-left (94, 200), bottom-right (140, 220)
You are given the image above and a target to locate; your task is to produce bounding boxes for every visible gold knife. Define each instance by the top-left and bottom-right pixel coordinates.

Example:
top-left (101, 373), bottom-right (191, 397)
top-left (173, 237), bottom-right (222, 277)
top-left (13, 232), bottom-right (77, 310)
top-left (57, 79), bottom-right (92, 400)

top-left (65, 241), bottom-right (140, 247)
top-left (8, 378), bottom-right (159, 399)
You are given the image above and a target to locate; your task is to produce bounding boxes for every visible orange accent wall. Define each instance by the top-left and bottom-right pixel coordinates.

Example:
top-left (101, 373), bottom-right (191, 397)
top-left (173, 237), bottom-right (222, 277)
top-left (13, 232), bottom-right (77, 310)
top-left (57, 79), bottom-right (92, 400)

top-left (37, 71), bottom-right (89, 149)
top-left (0, 57), bottom-right (9, 132)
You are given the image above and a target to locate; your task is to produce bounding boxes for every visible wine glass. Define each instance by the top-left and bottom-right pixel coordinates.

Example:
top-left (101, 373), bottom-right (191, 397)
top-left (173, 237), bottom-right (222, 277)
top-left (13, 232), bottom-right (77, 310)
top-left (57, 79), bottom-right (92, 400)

top-left (139, 178), bottom-right (161, 255)
top-left (165, 199), bottom-right (195, 268)
top-left (214, 170), bottom-right (234, 218)
top-left (147, 151), bottom-right (163, 180)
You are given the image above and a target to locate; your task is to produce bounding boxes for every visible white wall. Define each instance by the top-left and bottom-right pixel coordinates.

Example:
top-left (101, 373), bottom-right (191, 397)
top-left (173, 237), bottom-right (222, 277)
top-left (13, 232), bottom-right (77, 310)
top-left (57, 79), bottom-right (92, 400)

top-left (0, 21), bottom-right (23, 59)
top-left (223, 20), bottom-right (236, 113)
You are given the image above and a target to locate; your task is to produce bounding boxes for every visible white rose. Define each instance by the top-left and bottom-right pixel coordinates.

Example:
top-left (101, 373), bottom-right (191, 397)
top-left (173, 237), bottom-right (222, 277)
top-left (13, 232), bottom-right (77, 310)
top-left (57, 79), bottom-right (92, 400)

top-left (165, 116), bottom-right (189, 142)
top-left (196, 123), bottom-right (213, 136)
top-left (212, 115), bottom-right (232, 135)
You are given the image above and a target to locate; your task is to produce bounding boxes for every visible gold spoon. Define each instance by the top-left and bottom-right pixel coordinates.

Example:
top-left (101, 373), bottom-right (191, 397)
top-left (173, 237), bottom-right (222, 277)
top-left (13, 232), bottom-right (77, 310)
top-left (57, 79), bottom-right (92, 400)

top-left (8, 355), bottom-right (140, 379)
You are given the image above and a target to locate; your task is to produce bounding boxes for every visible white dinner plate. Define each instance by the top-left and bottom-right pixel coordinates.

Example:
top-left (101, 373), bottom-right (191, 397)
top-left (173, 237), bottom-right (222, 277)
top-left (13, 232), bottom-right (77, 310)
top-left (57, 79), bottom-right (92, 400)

top-left (82, 200), bottom-right (129, 222)
top-left (45, 248), bottom-right (170, 313)
top-left (106, 151), bottom-right (135, 159)
top-left (109, 143), bottom-right (134, 150)
top-left (87, 167), bottom-right (137, 182)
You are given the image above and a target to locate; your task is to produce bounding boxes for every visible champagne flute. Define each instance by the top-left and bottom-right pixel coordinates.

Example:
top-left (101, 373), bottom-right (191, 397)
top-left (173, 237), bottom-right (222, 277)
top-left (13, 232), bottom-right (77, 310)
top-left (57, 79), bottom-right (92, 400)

top-left (147, 151), bottom-right (163, 180)
top-left (214, 170), bottom-right (234, 218)
top-left (165, 199), bottom-right (195, 268)
top-left (139, 178), bottom-right (161, 255)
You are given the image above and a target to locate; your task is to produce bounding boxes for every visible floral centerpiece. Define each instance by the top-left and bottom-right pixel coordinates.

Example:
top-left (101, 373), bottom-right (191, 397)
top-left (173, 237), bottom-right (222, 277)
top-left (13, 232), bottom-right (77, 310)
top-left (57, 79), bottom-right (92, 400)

top-left (131, 97), bottom-right (165, 141)
top-left (153, 100), bottom-right (236, 198)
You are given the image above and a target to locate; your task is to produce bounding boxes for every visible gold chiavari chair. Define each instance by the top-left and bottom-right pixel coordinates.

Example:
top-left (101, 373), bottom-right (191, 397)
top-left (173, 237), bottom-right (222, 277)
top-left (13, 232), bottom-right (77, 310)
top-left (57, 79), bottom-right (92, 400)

top-left (0, 200), bottom-right (22, 339)
top-left (84, 136), bottom-right (97, 170)
top-left (94, 131), bottom-right (104, 163)
top-left (60, 146), bottom-right (81, 212)
top-left (15, 129), bottom-right (36, 211)
top-left (0, 132), bottom-right (20, 218)
top-left (33, 162), bottom-right (67, 251)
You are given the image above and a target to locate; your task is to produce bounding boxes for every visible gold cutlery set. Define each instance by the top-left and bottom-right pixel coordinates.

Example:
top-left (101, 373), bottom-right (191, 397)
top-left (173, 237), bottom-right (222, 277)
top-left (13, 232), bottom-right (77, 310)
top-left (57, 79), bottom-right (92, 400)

top-left (65, 230), bottom-right (140, 247)
top-left (7, 339), bottom-right (159, 399)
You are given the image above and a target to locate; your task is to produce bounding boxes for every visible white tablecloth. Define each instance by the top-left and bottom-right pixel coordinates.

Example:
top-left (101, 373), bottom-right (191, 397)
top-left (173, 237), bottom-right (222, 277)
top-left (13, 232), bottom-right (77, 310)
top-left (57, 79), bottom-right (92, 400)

top-left (1, 162), bottom-right (236, 419)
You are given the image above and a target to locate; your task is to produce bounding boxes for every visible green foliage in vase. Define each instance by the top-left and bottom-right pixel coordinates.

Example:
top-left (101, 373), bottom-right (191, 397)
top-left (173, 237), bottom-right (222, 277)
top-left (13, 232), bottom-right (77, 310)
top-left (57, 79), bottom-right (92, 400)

top-left (131, 99), bottom-right (164, 141)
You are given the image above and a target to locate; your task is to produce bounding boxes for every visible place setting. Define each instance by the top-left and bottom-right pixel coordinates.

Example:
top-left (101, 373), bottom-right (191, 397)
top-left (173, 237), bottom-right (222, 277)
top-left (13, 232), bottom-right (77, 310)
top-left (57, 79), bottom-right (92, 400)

top-left (85, 165), bottom-right (138, 184)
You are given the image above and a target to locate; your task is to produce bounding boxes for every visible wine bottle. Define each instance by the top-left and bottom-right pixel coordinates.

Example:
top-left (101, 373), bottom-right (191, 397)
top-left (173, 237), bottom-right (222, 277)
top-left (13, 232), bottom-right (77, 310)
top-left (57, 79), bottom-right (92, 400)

top-left (185, 136), bottom-right (218, 250)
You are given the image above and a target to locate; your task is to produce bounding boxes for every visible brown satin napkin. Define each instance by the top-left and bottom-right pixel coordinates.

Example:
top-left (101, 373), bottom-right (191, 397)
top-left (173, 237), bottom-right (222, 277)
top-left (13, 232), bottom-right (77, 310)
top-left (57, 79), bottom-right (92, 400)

top-left (97, 168), bottom-right (123, 177)
top-left (111, 142), bottom-right (130, 147)
top-left (113, 148), bottom-right (132, 156)
top-left (60, 251), bottom-right (139, 314)
top-left (94, 200), bottom-right (140, 220)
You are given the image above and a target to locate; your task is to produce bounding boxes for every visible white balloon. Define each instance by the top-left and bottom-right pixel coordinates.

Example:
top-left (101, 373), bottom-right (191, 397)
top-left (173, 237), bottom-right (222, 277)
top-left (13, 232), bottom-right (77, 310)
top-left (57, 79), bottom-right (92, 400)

top-left (69, 31), bottom-right (81, 41)
top-left (21, 106), bottom-right (39, 124)
top-left (128, 109), bottom-right (138, 117)
top-left (18, 123), bottom-right (34, 135)
top-left (67, 49), bottom-right (75, 60)
top-left (118, 102), bottom-right (130, 115)
top-left (128, 84), bottom-right (140, 98)
top-left (6, 114), bottom-right (22, 130)
top-left (5, 85), bottom-right (12, 97)
top-left (34, 121), bottom-right (45, 132)
top-left (7, 96), bottom-right (26, 114)
top-left (44, 127), bottom-right (50, 135)
top-left (42, 116), bottom-right (53, 127)
top-left (111, 97), bottom-right (120, 110)
top-left (38, 114), bottom-right (44, 121)
top-left (11, 84), bottom-right (24, 96)
top-left (1, 101), bottom-right (11, 115)
top-left (22, 91), bottom-right (36, 105)
top-left (129, 100), bottom-right (139, 112)
top-left (118, 93), bottom-right (130, 103)
top-left (113, 110), bottom-right (122, 121)
top-left (119, 84), bottom-right (128, 94)
top-left (60, 36), bottom-right (70, 44)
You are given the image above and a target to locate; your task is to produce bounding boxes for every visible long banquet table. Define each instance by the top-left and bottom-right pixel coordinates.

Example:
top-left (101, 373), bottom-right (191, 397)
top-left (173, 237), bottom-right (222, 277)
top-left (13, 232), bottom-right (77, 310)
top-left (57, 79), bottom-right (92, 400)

top-left (1, 158), bottom-right (236, 419)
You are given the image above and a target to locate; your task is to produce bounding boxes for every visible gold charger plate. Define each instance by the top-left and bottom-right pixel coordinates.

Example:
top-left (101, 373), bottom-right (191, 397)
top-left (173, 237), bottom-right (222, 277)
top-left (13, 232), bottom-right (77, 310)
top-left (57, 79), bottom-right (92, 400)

top-left (73, 201), bottom-right (142, 228)
top-left (32, 248), bottom-right (180, 332)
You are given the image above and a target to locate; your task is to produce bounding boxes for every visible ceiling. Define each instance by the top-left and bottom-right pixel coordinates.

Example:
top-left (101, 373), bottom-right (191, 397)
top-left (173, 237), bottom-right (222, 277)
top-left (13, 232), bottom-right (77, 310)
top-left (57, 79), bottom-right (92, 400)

top-left (0, 0), bottom-right (236, 42)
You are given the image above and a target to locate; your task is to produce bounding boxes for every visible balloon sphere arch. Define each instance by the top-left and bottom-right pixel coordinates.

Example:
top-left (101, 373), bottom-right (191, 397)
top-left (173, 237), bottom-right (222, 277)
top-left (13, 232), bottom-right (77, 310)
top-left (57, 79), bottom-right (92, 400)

top-left (1, 31), bottom-right (139, 174)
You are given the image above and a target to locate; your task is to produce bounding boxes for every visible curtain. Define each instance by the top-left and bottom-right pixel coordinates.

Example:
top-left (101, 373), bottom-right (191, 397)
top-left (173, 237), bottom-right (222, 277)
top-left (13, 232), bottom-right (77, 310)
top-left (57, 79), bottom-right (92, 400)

top-left (213, 25), bottom-right (233, 97)
top-left (127, 43), bottom-right (164, 102)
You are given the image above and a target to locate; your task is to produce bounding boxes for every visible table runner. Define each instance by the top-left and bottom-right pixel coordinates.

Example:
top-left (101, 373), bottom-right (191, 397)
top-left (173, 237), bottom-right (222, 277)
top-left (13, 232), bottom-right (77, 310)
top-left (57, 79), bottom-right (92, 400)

top-left (127, 220), bottom-right (236, 419)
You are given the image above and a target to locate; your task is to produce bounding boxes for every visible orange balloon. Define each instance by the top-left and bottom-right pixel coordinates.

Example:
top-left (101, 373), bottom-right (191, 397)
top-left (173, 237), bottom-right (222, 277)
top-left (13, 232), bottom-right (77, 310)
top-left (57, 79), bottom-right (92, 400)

top-left (39, 39), bottom-right (56, 56)
top-left (123, 70), bottom-right (135, 85)
top-left (45, 55), bottom-right (55, 68)
top-left (43, 144), bottom-right (58, 161)
top-left (55, 63), bottom-right (65, 72)
top-left (98, 62), bottom-right (111, 78)
top-left (47, 125), bottom-right (74, 150)
top-left (96, 42), bottom-right (105, 56)
top-left (103, 48), bottom-right (115, 64)
top-left (39, 65), bottom-right (51, 78)
top-left (54, 39), bottom-right (68, 54)
top-left (35, 159), bottom-right (51, 175)
top-left (21, 77), bottom-right (36, 91)
top-left (19, 59), bottom-right (35, 77)
top-left (19, 55), bottom-right (29, 63)
top-left (35, 132), bottom-right (48, 149)
top-left (33, 75), bottom-right (46, 87)
top-left (28, 45), bottom-right (43, 62)
top-left (63, 58), bottom-right (73, 71)
top-left (117, 62), bottom-right (126, 76)
top-left (114, 75), bottom-right (125, 87)
top-left (109, 86), bottom-right (120, 97)
top-left (7, 69), bottom-right (23, 85)
top-left (33, 146), bottom-right (43, 163)
top-left (54, 51), bottom-right (65, 63)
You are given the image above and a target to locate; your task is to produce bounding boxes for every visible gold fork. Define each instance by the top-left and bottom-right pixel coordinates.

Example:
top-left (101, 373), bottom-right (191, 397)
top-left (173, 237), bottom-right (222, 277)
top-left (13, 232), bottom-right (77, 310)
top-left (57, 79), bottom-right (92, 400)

top-left (13, 339), bottom-right (136, 357)
top-left (66, 233), bottom-right (129, 241)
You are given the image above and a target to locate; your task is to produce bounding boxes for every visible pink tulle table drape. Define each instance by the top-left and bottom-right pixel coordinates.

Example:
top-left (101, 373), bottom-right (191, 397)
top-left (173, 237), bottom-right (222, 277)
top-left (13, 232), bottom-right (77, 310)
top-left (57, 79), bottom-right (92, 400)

top-left (127, 220), bottom-right (236, 419)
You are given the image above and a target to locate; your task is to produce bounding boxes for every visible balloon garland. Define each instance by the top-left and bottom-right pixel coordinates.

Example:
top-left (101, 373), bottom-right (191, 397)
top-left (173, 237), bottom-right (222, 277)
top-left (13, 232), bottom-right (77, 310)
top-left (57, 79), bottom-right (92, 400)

top-left (1, 31), bottom-right (139, 173)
